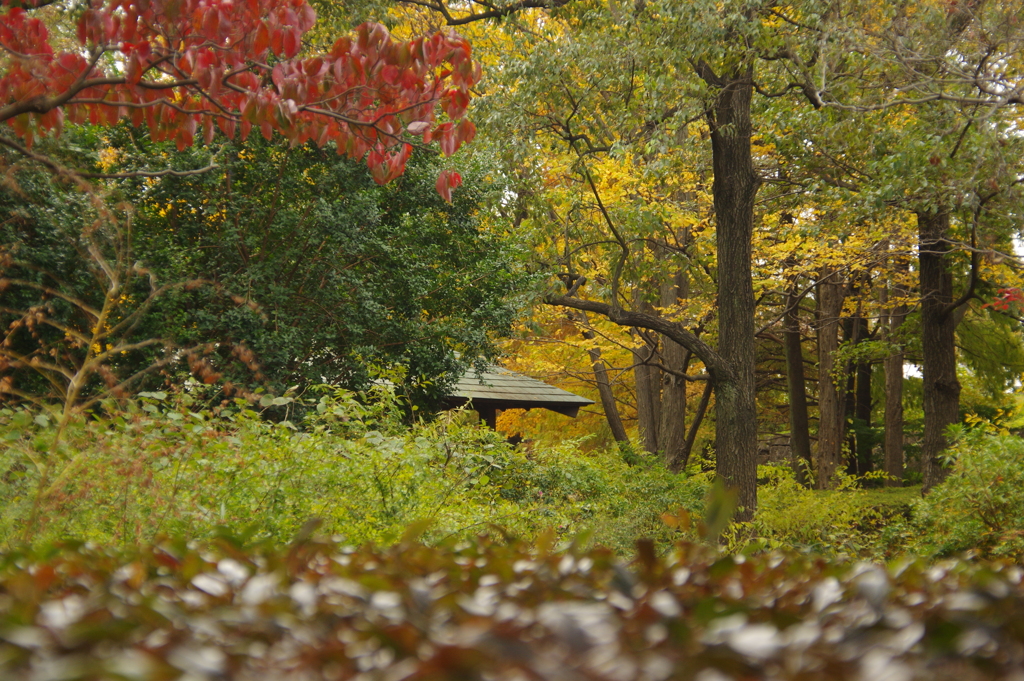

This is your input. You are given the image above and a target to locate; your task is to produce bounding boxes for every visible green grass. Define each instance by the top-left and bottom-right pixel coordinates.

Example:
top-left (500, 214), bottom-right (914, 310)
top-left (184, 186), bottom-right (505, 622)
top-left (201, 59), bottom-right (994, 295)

top-left (855, 484), bottom-right (921, 509)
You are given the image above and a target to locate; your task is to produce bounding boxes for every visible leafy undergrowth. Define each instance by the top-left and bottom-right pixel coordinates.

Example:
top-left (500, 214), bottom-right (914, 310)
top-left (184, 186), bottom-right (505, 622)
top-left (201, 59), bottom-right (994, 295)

top-left (0, 393), bottom-right (708, 555)
top-left (728, 466), bottom-right (920, 559)
top-left (2, 534), bottom-right (1024, 680)
top-left (856, 486), bottom-right (922, 510)
top-left (6, 392), bottom-right (1020, 563)
top-left (911, 429), bottom-right (1024, 560)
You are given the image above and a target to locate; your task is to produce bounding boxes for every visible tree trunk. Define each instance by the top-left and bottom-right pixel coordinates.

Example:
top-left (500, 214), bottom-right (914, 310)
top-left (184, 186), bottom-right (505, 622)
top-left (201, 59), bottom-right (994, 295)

top-left (673, 379), bottom-right (712, 473)
top-left (816, 269), bottom-right (847, 489)
top-left (659, 270), bottom-right (689, 468)
top-left (855, 342), bottom-right (873, 475)
top-left (632, 345), bottom-right (661, 455)
top-left (843, 316), bottom-right (858, 474)
top-left (918, 209), bottom-right (961, 492)
top-left (783, 284), bottom-right (813, 485)
top-left (882, 273), bottom-right (907, 487)
top-left (708, 68), bottom-right (760, 520)
top-left (844, 314), bottom-right (873, 476)
top-left (574, 311), bottom-right (629, 443)
top-left (632, 284), bottom-right (662, 455)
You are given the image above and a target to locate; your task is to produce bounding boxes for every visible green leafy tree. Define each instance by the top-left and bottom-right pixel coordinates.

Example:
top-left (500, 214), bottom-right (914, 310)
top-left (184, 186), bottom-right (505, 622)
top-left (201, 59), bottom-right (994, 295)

top-left (137, 134), bottom-right (523, 401)
top-left (2, 129), bottom-right (525, 407)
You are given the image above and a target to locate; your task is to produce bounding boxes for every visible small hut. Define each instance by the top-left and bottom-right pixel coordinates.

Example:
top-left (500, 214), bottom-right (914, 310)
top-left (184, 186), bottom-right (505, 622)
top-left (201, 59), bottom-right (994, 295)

top-left (441, 365), bottom-right (594, 428)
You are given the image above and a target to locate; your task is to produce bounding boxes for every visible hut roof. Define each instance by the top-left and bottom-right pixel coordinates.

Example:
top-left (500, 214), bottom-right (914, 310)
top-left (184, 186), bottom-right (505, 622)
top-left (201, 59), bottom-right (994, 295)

top-left (443, 365), bottom-right (594, 418)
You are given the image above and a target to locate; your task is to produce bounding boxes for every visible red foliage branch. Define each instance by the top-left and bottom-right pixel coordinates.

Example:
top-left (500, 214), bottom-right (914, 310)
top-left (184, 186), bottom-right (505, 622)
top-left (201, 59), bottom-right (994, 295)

top-left (984, 288), bottom-right (1024, 313)
top-left (0, 0), bottom-right (479, 194)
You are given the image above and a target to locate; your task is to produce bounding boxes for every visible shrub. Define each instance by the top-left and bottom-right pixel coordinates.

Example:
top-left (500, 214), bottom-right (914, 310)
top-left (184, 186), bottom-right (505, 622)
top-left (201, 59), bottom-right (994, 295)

top-left (911, 428), bottom-right (1024, 559)
top-left (714, 465), bottom-right (895, 557)
top-left (3, 534), bottom-right (1024, 680)
top-left (0, 392), bottom-right (709, 554)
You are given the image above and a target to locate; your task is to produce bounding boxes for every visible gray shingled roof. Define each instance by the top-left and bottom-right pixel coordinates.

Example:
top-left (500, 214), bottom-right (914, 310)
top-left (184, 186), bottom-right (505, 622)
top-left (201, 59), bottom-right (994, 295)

top-left (443, 365), bottom-right (594, 418)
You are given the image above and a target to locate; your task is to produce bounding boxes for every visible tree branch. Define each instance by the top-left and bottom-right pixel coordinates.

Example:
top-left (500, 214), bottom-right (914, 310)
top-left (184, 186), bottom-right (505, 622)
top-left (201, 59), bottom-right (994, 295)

top-left (944, 207), bottom-right (982, 317)
top-left (0, 131), bottom-right (219, 181)
top-left (397, 0), bottom-right (570, 25)
top-left (81, 162), bottom-right (220, 180)
top-left (544, 293), bottom-right (733, 382)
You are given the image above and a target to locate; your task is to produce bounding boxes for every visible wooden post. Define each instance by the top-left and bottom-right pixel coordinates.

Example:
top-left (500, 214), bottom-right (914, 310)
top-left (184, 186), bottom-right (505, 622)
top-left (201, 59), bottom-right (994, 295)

top-left (477, 404), bottom-right (498, 429)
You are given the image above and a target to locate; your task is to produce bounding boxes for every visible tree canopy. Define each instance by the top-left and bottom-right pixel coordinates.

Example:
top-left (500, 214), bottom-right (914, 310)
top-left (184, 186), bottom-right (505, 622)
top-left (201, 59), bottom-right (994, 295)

top-left (0, 0), bottom-right (480, 194)
top-left (1, 128), bottom-right (524, 407)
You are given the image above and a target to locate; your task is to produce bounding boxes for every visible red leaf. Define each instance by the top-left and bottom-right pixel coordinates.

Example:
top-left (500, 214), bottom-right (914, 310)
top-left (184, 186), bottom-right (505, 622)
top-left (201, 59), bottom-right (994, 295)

top-left (438, 124), bottom-right (457, 157)
top-left (304, 56), bottom-right (324, 77)
top-left (253, 23), bottom-right (270, 56)
top-left (456, 118), bottom-right (476, 145)
top-left (76, 11), bottom-right (87, 44)
top-left (283, 28), bottom-right (298, 58)
top-left (330, 36), bottom-right (352, 59)
top-left (435, 169), bottom-right (461, 203)
top-left (203, 7), bottom-right (220, 39)
top-left (406, 121), bottom-right (430, 136)
top-left (299, 3), bottom-right (316, 31)
top-left (271, 26), bottom-right (284, 55)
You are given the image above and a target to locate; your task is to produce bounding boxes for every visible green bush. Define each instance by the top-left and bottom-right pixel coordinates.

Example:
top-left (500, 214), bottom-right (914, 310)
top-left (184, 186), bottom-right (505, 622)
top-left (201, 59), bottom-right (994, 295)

top-left (0, 391), bottom-right (708, 553)
top-left (911, 428), bottom-right (1024, 559)
top-left (753, 465), bottom-right (887, 554)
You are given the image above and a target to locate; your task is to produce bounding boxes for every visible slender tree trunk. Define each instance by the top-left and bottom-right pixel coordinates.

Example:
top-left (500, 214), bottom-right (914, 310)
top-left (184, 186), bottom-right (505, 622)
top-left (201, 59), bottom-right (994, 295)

top-left (632, 285), bottom-right (662, 455)
top-left (708, 68), bottom-right (760, 520)
top-left (659, 270), bottom-right (689, 468)
top-left (783, 283), bottom-right (812, 485)
top-left (673, 379), bottom-right (713, 473)
top-left (883, 353), bottom-right (905, 485)
top-left (574, 311), bottom-right (629, 443)
top-left (843, 314), bottom-right (873, 476)
top-left (633, 352), bottom-right (661, 453)
top-left (918, 209), bottom-right (961, 492)
top-left (882, 273), bottom-right (908, 487)
top-left (855, 346), bottom-right (873, 475)
top-left (842, 317), bottom-right (857, 474)
top-left (816, 269), bottom-right (847, 489)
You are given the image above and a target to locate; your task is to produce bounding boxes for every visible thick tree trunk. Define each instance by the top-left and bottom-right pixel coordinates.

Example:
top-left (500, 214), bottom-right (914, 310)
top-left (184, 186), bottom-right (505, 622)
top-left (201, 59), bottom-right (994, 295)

top-left (708, 68), bottom-right (760, 520)
top-left (632, 344), bottom-right (661, 455)
top-left (659, 271), bottom-right (689, 468)
top-left (783, 284), bottom-right (813, 485)
top-left (918, 209), bottom-right (961, 492)
top-left (882, 276), bottom-right (907, 487)
top-left (816, 269), bottom-right (847, 489)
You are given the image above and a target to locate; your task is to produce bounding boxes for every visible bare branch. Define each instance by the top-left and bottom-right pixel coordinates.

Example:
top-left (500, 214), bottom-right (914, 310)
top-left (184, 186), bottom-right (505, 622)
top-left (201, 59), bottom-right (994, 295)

top-left (397, 0), bottom-right (569, 26)
top-left (81, 162), bottom-right (220, 180)
top-left (0, 131), bottom-right (219, 181)
top-left (0, 278), bottom-right (102, 320)
top-left (544, 293), bottom-right (733, 381)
